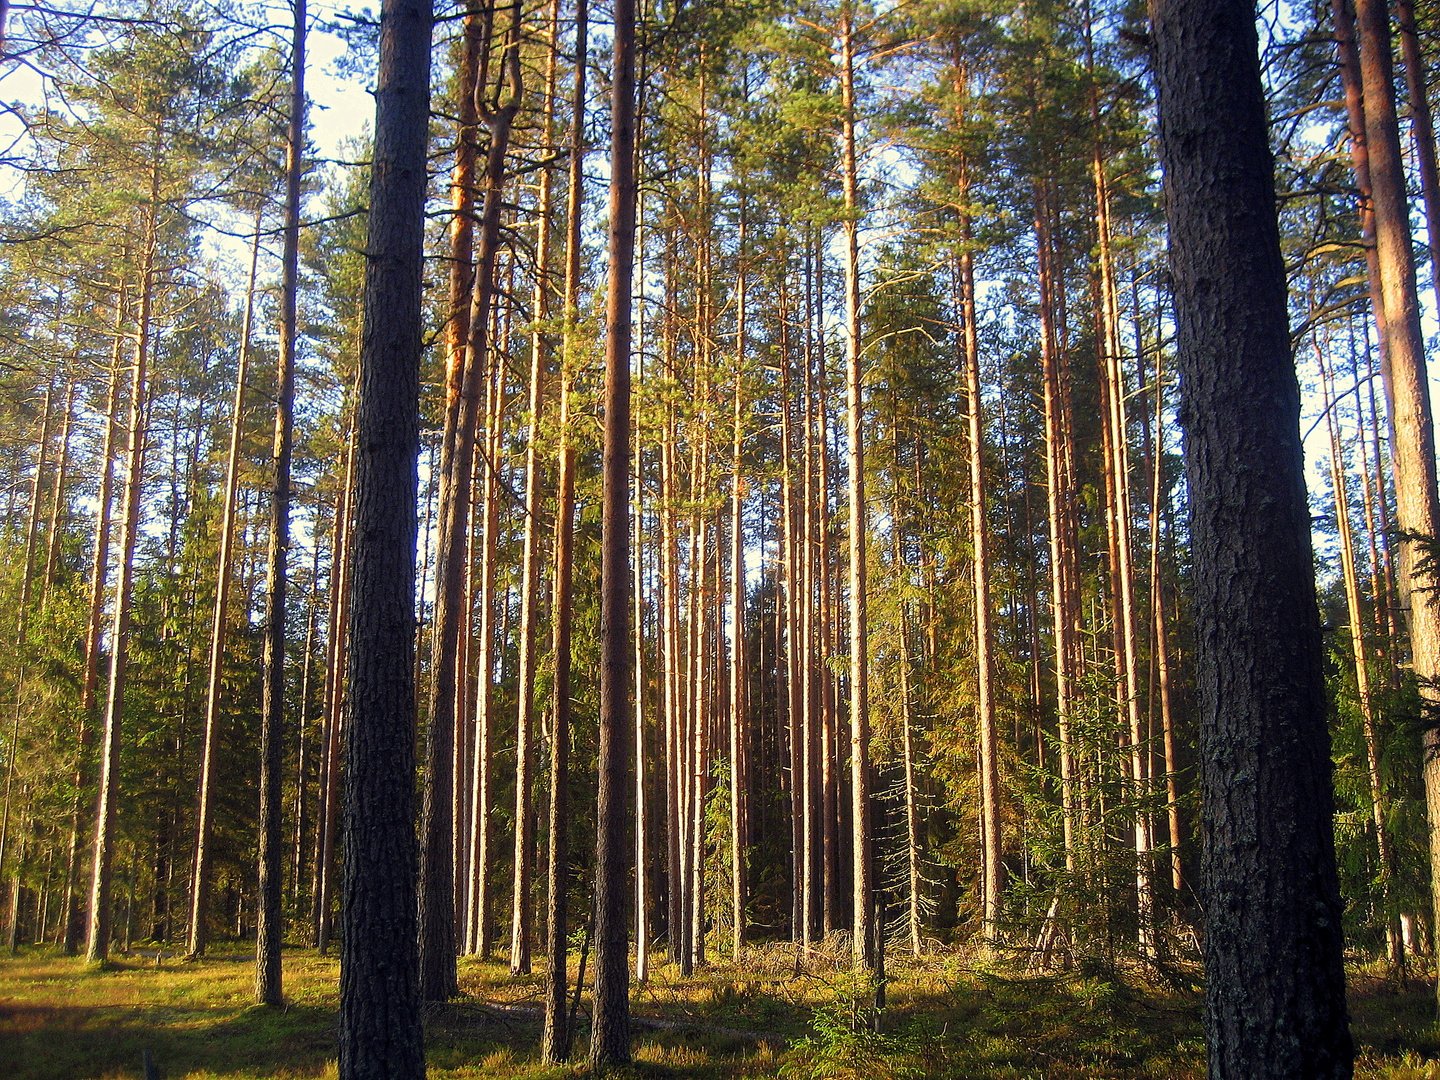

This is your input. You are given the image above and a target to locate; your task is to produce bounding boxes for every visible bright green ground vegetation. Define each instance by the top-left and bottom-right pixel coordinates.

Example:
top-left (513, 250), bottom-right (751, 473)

top-left (1, 945), bottom-right (1437, 1078)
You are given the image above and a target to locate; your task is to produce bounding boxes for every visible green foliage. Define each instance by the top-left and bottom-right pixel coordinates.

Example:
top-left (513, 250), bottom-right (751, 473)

top-left (779, 971), bottom-right (924, 1080)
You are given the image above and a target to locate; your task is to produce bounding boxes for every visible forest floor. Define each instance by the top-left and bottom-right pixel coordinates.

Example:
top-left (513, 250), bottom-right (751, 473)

top-left (1, 942), bottom-right (1438, 1078)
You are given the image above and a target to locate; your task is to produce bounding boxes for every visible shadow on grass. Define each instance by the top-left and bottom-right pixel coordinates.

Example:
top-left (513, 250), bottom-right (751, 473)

top-left (0, 999), bottom-right (336, 1079)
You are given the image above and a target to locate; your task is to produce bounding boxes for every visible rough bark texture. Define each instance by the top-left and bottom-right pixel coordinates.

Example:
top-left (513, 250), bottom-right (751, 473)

top-left (590, 0), bottom-right (636, 1063)
top-left (1151, 1), bottom-right (1354, 1075)
top-left (336, 0), bottom-right (431, 1074)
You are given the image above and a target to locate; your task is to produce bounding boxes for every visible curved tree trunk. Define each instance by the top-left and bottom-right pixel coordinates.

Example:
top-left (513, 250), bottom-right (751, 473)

top-left (419, 0), bottom-right (520, 999)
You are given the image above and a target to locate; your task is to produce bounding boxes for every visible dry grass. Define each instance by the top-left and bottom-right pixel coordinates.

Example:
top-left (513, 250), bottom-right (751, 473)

top-left (0, 941), bottom-right (1434, 1077)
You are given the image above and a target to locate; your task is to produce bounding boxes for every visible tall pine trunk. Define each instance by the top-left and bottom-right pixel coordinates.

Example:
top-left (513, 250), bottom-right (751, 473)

top-left (540, 3), bottom-right (586, 1062)
top-left (510, 0), bottom-right (560, 977)
top-left (188, 217), bottom-right (261, 958)
top-left (337, 0), bottom-right (432, 1072)
top-left (87, 185), bottom-right (159, 965)
top-left (590, 0), bottom-right (637, 1061)
top-left (1152, 0), bottom-right (1354, 1071)
top-left (255, 3), bottom-right (304, 1006)
top-left (1352, 0), bottom-right (1440, 1008)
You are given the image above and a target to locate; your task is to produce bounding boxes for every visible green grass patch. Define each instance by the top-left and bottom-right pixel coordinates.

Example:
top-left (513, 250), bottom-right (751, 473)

top-left (0, 943), bottom-right (1436, 1076)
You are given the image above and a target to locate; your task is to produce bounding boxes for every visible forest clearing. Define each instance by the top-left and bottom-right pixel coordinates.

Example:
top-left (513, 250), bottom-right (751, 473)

top-left (2, 943), bottom-right (1437, 1078)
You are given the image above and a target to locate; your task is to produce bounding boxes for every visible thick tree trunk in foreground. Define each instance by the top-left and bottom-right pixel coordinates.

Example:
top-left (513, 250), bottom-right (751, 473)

top-left (1152, 0), bottom-right (1354, 1074)
top-left (337, 0), bottom-right (431, 1074)
top-left (590, 0), bottom-right (637, 1064)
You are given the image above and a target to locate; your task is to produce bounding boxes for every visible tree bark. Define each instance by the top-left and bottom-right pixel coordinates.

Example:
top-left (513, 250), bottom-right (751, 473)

top-left (255, 2), bottom-right (304, 1006)
top-left (728, 196), bottom-right (748, 960)
top-left (1352, 0), bottom-right (1440, 1011)
top-left (337, 0), bottom-right (431, 1073)
top-left (540, 4), bottom-right (586, 1062)
top-left (87, 185), bottom-right (159, 966)
top-left (590, 0), bottom-right (637, 1061)
top-left (189, 214), bottom-right (262, 958)
top-left (511, 0), bottom-right (560, 978)
top-left (1151, 0), bottom-right (1354, 1072)
top-left (421, 0), bottom-right (519, 998)
top-left (64, 296), bottom-right (125, 956)
top-left (838, 2), bottom-right (873, 970)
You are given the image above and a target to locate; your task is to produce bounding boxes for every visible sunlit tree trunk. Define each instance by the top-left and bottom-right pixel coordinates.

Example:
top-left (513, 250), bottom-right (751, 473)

top-left (423, 0), bottom-right (520, 996)
top-left (87, 183), bottom-right (159, 965)
top-left (1352, 0), bottom-right (1440, 1007)
top-left (728, 196), bottom-right (748, 960)
top-left (64, 295), bottom-right (125, 956)
top-left (189, 215), bottom-right (261, 958)
top-left (314, 425), bottom-right (354, 955)
top-left (838, 3), bottom-right (873, 970)
top-left (1396, 0), bottom-right (1440, 304)
top-left (1317, 339), bottom-right (1401, 967)
top-left (1035, 180), bottom-right (1078, 876)
top-left (950, 93), bottom-right (1003, 940)
top-left (510, 0), bottom-right (559, 979)
top-left (1091, 122), bottom-right (1155, 959)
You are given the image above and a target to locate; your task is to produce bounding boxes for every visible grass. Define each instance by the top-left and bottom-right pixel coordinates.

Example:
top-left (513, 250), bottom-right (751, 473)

top-left (0, 941), bottom-right (1436, 1077)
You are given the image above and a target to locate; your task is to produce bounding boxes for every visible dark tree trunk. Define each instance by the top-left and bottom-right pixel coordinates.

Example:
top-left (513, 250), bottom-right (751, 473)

top-left (255, 0), bottom-right (305, 1007)
top-left (337, 0), bottom-right (432, 1075)
top-left (542, 3), bottom-right (586, 1059)
top-left (590, 0), bottom-right (637, 1065)
top-left (1151, 1), bottom-right (1354, 1075)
